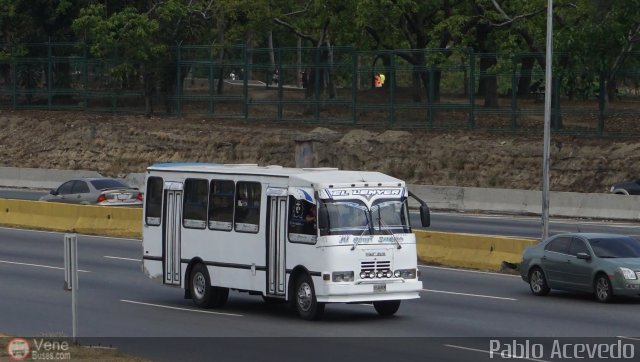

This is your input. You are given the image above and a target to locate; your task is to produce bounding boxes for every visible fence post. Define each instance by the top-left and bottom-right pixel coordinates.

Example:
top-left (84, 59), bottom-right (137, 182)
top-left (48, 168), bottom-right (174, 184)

top-left (111, 41), bottom-right (118, 114)
top-left (598, 75), bottom-right (605, 135)
top-left (511, 55), bottom-right (518, 130)
top-left (11, 52), bottom-right (17, 109)
top-left (552, 76), bottom-right (561, 130)
top-left (389, 52), bottom-right (396, 125)
top-left (468, 49), bottom-right (476, 129)
top-left (243, 45), bottom-right (249, 120)
top-left (209, 45), bottom-right (214, 116)
top-left (277, 48), bottom-right (283, 121)
top-left (83, 45), bottom-right (88, 111)
top-left (47, 39), bottom-right (53, 109)
top-left (176, 44), bottom-right (182, 117)
top-left (428, 56), bottom-right (434, 126)
top-left (351, 50), bottom-right (358, 125)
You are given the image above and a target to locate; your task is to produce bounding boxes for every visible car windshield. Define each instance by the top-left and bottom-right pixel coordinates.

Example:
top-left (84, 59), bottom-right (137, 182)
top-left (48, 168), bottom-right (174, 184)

top-left (90, 179), bottom-right (130, 190)
top-left (588, 236), bottom-right (640, 258)
top-left (318, 198), bottom-right (410, 236)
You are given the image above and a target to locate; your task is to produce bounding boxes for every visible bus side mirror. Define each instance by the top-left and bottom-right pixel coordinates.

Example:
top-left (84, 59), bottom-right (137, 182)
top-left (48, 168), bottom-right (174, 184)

top-left (419, 205), bottom-right (430, 227)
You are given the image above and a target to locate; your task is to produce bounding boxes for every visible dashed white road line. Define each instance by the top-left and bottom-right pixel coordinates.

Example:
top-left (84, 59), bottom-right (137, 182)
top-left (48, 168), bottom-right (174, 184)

top-left (419, 264), bottom-right (520, 278)
top-left (0, 259), bottom-right (90, 272)
top-left (120, 299), bottom-right (243, 317)
top-left (421, 289), bottom-right (517, 301)
top-left (444, 344), bottom-right (550, 362)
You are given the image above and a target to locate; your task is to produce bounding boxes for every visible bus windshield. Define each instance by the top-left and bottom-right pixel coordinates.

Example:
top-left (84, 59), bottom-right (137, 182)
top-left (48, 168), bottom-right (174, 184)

top-left (318, 198), bottom-right (410, 236)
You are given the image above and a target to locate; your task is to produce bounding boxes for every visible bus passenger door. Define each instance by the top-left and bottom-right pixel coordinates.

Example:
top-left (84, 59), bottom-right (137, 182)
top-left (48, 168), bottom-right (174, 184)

top-left (267, 195), bottom-right (287, 296)
top-left (163, 183), bottom-right (183, 286)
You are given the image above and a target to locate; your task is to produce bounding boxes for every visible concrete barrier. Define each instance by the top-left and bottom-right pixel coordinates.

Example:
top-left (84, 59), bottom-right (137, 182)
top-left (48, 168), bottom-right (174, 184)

top-left (0, 167), bottom-right (102, 190)
top-left (0, 199), bottom-right (142, 238)
top-left (0, 198), bottom-right (535, 271)
top-left (415, 230), bottom-right (537, 271)
top-left (2, 167), bottom-right (639, 221)
top-left (409, 184), bottom-right (640, 221)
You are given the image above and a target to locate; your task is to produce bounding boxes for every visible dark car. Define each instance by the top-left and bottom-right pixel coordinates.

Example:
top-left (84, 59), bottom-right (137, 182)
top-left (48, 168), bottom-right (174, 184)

top-left (39, 177), bottom-right (143, 206)
top-left (521, 233), bottom-right (640, 302)
top-left (610, 179), bottom-right (640, 195)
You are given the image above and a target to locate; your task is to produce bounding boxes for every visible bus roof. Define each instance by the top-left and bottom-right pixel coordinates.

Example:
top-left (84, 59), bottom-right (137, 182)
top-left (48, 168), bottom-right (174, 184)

top-left (146, 163), bottom-right (404, 187)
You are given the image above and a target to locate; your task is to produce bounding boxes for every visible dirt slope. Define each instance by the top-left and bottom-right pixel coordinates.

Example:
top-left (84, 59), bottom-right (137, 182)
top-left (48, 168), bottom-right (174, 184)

top-left (0, 110), bottom-right (638, 193)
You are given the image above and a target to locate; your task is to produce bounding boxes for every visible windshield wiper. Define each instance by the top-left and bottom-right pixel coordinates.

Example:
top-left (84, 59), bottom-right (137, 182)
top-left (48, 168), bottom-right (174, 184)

top-left (351, 210), bottom-right (371, 251)
top-left (377, 217), bottom-right (402, 249)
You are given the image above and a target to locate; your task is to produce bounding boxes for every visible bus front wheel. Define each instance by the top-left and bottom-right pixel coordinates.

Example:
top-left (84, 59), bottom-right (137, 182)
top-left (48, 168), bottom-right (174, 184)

top-left (373, 300), bottom-right (401, 316)
top-left (294, 274), bottom-right (325, 320)
top-left (190, 263), bottom-right (228, 308)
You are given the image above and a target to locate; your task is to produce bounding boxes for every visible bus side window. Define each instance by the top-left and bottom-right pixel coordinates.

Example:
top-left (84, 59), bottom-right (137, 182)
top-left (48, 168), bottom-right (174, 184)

top-left (145, 177), bottom-right (163, 226)
top-left (209, 180), bottom-right (234, 231)
top-left (234, 181), bottom-right (261, 233)
top-left (183, 179), bottom-right (208, 229)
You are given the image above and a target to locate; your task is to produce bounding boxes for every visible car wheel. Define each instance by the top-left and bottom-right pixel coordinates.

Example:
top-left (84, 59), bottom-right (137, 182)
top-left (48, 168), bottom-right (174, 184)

top-left (594, 274), bottom-right (613, 303)
top-left (294, 274), bottom-right (325, 320)
top-left (373, 300), bottom-right (401, 316)
top-left (190, 263), bottom-right (228, 308)
top-left (528, 267), bottom-right (550, 296)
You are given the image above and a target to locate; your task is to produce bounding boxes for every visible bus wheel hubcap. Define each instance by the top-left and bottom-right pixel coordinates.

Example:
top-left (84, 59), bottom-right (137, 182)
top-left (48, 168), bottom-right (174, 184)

top-left (194, 272), bottom-right (206, 299)
top-left (297, 282), bottom-right (312, 312)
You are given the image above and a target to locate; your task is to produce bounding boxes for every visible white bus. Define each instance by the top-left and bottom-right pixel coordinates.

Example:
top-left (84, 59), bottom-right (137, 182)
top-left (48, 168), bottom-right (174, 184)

top-left (141, 163), bottom-right (430, 320)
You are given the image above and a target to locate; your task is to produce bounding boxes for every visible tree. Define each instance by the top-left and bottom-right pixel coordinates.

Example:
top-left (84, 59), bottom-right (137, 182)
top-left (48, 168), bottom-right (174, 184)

top-left (73, 1), bottom-right (216, 115)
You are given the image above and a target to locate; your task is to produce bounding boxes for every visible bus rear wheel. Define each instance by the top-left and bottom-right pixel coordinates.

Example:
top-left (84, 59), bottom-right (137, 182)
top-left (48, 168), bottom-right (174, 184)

top-left (373, 300), bottom-right (401, 316)
top-left (190, 263), bottom-right (229, 308)
top-left (294, 274), bottom-right (324, 320)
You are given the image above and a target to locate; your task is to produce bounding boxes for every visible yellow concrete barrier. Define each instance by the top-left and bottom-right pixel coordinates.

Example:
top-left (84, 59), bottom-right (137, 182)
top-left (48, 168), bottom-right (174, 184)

top-left (0, 199), bottom-right (142, 238)
top-left (1, 198), bottom-right (534, 270)
top-left (415, 230), bottom-right (538, 271)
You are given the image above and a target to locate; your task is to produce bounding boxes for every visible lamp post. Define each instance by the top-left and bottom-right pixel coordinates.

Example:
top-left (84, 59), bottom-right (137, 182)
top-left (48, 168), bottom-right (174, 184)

top-left (542, 0), bottom-right (553, 240)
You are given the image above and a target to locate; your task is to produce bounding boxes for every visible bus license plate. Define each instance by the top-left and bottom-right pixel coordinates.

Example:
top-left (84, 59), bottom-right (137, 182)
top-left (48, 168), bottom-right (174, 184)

top-left (373, 284), bottom-right (386, 293)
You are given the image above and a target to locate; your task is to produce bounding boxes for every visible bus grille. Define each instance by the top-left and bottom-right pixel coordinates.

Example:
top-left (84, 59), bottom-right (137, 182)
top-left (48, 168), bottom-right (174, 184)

top-left (360, 260), bottom-right (392, 279)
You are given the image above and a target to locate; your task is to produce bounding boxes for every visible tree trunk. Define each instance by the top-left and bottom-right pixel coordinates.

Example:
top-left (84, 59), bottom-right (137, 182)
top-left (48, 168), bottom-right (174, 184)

top-left (479, 55), bottom-right (498, 107)
top-left (143, 71), bottom-right (154, 117)
top-left (517, 57), bottom-right (534, 96)
top-left (268, 31), bottom-right (275, 72)
top-left (606, 76), bottom-right (617, 103)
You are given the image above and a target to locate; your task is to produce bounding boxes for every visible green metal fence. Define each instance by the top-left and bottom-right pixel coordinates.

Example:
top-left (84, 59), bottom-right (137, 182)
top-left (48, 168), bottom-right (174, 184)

top-left (1, 42), bottom-right (639, 136)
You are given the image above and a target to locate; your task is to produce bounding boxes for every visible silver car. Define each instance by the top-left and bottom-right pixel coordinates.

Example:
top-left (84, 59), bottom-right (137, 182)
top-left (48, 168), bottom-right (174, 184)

top-left (39, 177), bottom-right (143, 207)
top-left (521, 233), bottom-right (640, 302)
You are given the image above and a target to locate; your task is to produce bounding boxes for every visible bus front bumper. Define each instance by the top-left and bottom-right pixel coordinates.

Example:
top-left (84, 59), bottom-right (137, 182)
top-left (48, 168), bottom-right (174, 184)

top-left (315, 279), bottom-right (422, 303)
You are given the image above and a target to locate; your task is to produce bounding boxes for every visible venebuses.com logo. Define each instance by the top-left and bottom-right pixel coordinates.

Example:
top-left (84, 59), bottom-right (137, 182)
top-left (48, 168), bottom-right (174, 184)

top-left (7, 338), bottom-right (30, 360)
top-left (6, 337), bottom-right (72, 361)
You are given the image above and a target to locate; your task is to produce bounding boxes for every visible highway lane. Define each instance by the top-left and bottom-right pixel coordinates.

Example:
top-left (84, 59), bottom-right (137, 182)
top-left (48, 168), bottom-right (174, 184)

top-left (0, 188), bottom-right (47, 201)
top-left (0, 228), bottom-right (640, 361)
top-left (1, 227), bottom-right (639, 359)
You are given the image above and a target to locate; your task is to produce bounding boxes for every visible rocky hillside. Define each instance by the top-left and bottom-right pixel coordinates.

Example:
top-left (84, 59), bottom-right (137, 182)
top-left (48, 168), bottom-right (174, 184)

top-left (0, 110), bottom-right (638, 193)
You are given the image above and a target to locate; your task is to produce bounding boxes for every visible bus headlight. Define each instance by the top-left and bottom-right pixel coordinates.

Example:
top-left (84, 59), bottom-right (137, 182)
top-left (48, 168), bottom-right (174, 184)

top-left (394, 269), bottom-right (417, 279)
top-left (332, 271), bottom-right (354, 282)
top-left (360, 272), bottom-right (367, 279)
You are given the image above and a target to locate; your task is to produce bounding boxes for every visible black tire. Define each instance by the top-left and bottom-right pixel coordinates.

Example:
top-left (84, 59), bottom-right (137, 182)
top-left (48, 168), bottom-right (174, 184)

top-left (594, 274), bottom-right (614, 303)
top-left (373, 300), bottom-right (401, 316)
top-left (190, 263), bottom-right (228, 308)
top-left (294, 274), bottom-right (325, 320)
top-left (528, 267), bottom-right (550, 296)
